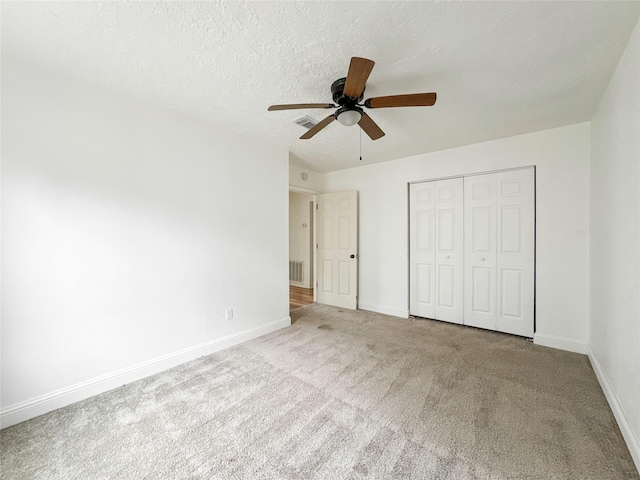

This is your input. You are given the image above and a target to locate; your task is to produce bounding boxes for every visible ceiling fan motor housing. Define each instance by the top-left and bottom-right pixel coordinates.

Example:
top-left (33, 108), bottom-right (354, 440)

top-left (331, 77), bottom-right (364, 106)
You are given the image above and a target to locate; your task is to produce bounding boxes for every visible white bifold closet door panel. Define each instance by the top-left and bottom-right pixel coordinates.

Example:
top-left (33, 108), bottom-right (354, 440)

top-left (495, 169), bottom-right (535, 337)
top-left (410, 178), bottom-right (464, 324)
top-left (463, 168), bottom-right (534, 337)
top-left (463, 174), bottom-right (498, 331)
top-left (409, 182), bottom-right (436, 319)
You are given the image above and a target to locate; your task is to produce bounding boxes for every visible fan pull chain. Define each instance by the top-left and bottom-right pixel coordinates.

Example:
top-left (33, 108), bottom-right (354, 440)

top-left (359, 127), bottom-right (362, 161)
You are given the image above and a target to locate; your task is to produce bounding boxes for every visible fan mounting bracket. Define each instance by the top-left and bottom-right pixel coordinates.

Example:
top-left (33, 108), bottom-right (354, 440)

top-left (331, 78), bottom-right (364, 107)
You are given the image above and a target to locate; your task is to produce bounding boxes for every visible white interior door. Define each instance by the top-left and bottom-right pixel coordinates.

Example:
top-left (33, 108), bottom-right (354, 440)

top-left (409, 182), bottom-right (436, 318)
top-left (496, 169), bottom-right (535, 337)
top-left (412, 168), bottom-right (534, 337)
top-left (317, 191), bottom-right (358, 309)
top-left (464, 174), bottom-right (498, 330)
top-left (410, 178), bottom-right (464, 324)
top-left (434, 178), bottom-right (464, 324)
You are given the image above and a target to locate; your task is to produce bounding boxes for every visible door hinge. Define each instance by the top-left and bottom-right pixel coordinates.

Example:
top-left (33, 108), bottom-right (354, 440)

top-left (316, 204), bottom-right (318, 210)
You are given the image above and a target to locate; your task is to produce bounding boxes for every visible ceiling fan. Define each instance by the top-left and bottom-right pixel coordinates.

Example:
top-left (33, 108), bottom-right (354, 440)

top-left (268, 57), bottom-right (436, 141)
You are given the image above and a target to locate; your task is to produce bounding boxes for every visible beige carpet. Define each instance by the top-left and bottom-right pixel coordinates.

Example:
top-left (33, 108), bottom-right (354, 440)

top-left (2, 303), bottom-right (637, 479)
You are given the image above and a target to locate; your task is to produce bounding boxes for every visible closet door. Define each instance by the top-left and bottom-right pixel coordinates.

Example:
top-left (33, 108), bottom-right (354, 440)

top-left (434, 178), bottom-right (464, 324)
top-left (409, 182), bottom-right (436, 319)
top-left (496, 169), bottom-right (535, 337)
top-left (464, 174), bottom-right (497, 330)
top-left (409, 178), bottom-right (463, 323)
top-left (411, 170), bottom-right (532, 335)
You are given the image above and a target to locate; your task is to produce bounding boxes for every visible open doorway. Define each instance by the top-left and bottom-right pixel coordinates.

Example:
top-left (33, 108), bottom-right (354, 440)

top-left (289, 191), bottom-right (315, 311)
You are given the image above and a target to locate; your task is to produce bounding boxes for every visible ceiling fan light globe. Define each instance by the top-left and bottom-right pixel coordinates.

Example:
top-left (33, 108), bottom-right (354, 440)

top-left (337, 109), bottom-right (362, 126)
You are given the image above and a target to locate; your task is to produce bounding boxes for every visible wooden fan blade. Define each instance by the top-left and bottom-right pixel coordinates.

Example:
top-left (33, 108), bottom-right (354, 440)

top-left (300, 115), bottom-right (336, 139)
top-left (268, 103), bottom-right (335, 111)
top-left (343, 57), bottom-right (375, 99)
top-left (358, 112), bottom-right (385, 140)
top-left (364, 93), bottom-right (437, 109)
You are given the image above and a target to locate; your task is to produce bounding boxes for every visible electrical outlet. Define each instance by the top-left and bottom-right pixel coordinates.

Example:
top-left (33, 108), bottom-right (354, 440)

top-left (225, 308), bottom-right (233, 320)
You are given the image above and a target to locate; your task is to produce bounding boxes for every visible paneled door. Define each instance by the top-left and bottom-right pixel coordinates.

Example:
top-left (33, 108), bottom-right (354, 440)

top-left (317, 191), bottom-right (358, 309)
top-left (464, 174), bottom-right (498, 331)
top-left (410, 178), bottom-right (464, 324)
top-left (463, 168), bottom-right (535, 337)
top-left (495, 169), bottom-right (534, 337)
top-left (409, 182), bottom-right (436, 318)
top-left (434, 178), bottom-right (464, 323)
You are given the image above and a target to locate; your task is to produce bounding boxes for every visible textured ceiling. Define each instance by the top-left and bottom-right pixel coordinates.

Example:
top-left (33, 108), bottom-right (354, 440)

top-left (3, 1), bottom-right (639, 173)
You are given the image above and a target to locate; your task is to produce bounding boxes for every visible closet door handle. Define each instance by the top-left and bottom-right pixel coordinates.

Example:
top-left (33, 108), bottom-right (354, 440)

top-left (445, 255), bottom-right (450, 259)
top-left (480, 257), bottom-right (486, 262)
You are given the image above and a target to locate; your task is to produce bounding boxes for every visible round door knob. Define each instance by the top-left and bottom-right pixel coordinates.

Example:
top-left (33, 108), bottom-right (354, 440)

top-left (445, 255), bottom-right (450, 259)
top-left (350, 254), bottom-right (355, 259)
top-left (480, 257), bottom-right (486, 261)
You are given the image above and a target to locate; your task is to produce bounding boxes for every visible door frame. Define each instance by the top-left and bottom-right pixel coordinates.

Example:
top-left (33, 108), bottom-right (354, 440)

top-left (290, 186), bottom-right (318, 302)
top-left (407, 165), bottom-right (537, 335)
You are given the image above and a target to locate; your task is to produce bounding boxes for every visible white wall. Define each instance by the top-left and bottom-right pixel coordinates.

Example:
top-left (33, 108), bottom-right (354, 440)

top-left (1, 61), bottom-right (290, 426)
top-left (289, 163), bottom-right (323, 193)
top-left (323, 123), bottom-right (591, 352)
top-left (289, 191), bottom-right (313, 288)
top-left (589, 19), bottom-right (640, 470)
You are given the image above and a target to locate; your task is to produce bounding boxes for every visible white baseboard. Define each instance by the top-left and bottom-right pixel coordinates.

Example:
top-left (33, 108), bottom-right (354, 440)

top-left (533, 333), bottom-right (587, 354)
top-left (1, 317), bottom-right (291, 429)
top-left (358, 302), bottom-right (409, 319)
top-left (587, 344), bottom-right (640, 474)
